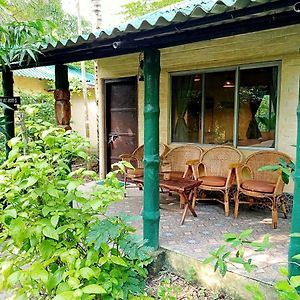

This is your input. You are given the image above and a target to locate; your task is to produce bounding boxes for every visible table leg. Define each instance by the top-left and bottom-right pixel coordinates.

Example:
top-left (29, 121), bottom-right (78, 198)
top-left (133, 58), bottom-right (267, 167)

top-left (180, 189), bottom-right (197, 225)
top-left (179, 195), bottom-right (185, 209)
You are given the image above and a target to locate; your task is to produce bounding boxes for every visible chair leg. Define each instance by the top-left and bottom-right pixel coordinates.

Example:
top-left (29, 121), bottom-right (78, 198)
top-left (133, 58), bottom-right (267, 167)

top-left (224, 192), bottom-right (229, 217)
top-left (272, 198), bottom-right (278, 229)
top-left (248, 197), bottom-right (254, 209)
top-left (281, 201), bottom-right (287, 219)
top-left (234, 192), bottom-right (240, 218)
top-left (179, 194), bottom-right (185, 209)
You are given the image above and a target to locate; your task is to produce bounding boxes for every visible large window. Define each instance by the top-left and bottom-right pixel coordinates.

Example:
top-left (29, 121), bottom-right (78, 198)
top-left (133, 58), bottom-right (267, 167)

top-left (171, 64), bottom-right (279, 148)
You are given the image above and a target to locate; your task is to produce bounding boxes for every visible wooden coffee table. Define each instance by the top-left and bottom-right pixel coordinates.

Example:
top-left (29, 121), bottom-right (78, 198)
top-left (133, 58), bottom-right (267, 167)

top-left (132, 176), bottom-right (202, 225)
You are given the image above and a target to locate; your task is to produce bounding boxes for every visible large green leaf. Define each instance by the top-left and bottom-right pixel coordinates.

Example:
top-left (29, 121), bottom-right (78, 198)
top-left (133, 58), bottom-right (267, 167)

top-left (53, 291), bottom-right (74, 300)
top-left (47, 186), bottom-right (59, 198)
top-left (290, 276), bottom-right (300, 288)
top-left (46, 267), bottom-right (66, 292)
top-left (82, 284), bottom-right (106, 294)
top-left (39, 239), bottom-right (55, 260)
top-left (79, 267), bottom-right (95, 280)
top-left (111, 255), bottom-right (128, 267)
top-left (9, 219), bottom-right (27, 246)
top-left (42, 225), bottom-right (59, 240)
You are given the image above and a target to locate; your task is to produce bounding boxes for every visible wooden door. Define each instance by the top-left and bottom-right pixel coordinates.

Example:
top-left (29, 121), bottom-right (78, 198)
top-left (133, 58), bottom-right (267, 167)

top-left (105, 77), bottom-right (138, 172)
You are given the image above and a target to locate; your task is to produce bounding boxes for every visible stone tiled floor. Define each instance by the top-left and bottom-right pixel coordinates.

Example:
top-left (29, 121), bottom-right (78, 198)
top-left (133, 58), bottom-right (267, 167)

top-left (103, 184), bottom-right (290, 285)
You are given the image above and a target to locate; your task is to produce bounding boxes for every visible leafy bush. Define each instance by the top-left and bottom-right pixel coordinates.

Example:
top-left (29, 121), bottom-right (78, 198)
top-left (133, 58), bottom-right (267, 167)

top-left (204, 230), bottom-right (300, 300)
top-left (203, 229), bottom-right (271, 277)
top-left (0, 107), bottom-right (152, 299)
top-left (0, 89), bottom-right (56, 164)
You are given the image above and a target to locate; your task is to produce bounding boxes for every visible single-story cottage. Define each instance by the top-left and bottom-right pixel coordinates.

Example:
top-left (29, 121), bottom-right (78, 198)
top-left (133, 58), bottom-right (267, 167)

top-left (87, 1), bottom-right (300, 196)
top-left (4, 0), bottom-right (300, 250)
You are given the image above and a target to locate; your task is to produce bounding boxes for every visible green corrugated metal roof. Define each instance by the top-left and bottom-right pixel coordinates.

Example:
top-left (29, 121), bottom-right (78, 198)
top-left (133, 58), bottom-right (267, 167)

top-left (43, 0), bottom-right (275, 51)
top-left (13, 65), bottom-right (95, 84)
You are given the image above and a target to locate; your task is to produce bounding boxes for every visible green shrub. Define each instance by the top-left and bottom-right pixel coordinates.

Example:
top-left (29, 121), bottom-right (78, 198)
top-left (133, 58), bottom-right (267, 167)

top-left (0, 90), bottom-right (56, 164)
top-left (0, 107), bottom-right (152, 299)
top-left (204, 230), bottom-right (300, 299)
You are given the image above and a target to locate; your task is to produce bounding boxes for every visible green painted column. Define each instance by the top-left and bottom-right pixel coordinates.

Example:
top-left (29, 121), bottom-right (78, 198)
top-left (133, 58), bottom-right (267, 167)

top-left (1, 67), bottom-right (15, 157)
top-left (143, 49), bottom-right (160, 249)
top-left (289, 78), bottom-right (300, 281)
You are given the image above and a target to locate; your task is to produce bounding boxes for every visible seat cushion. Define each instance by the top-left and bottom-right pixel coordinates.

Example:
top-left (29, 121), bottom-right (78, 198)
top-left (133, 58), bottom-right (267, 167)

top-left (199, 176), bottom-right (227, 187)
top-left (241, 180), bottom-right (275, 193)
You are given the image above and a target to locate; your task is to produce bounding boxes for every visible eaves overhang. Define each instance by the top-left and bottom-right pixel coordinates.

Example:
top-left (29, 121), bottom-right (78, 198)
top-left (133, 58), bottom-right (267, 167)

top-left (8, 0), bottom-right (300, 70)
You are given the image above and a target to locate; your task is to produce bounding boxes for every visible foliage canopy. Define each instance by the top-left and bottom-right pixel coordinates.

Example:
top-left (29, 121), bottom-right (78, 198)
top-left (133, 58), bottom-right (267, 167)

top-left (3, 0), bottom-right (91, 40)
top-left (121, 0), bottom-right (182, 20)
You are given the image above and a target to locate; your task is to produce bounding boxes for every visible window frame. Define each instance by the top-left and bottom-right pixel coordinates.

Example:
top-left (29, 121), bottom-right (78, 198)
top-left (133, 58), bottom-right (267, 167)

top-left (169, 61), bottom-right (281, 150)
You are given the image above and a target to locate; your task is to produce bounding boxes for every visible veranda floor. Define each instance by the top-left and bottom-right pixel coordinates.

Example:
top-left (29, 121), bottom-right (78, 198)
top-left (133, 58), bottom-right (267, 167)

top-left (99, 183), bottom-right (290, 285)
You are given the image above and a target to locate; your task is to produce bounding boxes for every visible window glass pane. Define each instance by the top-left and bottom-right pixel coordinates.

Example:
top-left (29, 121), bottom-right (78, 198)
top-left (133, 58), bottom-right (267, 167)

top-left (203, 71), bottom-right (235, 145)
top-left (238, 66), bottom-right (278, 148)
top-left (171, 74), bottom-right (202, 143)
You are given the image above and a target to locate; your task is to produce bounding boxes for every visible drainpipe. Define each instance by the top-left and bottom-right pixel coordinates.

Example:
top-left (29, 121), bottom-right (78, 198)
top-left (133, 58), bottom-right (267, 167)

top-left (288, 78), bottom-right (300, 282)
top-left (2, 67), bottom-right (14, 158)
top-left (77, 0), bottom-right (90, 142)
top-left (91, 0), bottom-right (105, 178)
top-left (143, 49), bottom-right (160, 249)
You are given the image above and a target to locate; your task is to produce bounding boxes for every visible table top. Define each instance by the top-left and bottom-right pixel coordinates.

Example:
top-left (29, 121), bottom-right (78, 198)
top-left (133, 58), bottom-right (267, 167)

top-left (132, 175), bottom-right (201, 193)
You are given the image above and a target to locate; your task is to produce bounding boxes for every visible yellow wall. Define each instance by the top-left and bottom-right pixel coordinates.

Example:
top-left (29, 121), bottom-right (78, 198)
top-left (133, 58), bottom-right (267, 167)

top-left (13, 76), bottom-right (98, 151)
top-left (14, 76), bottom-right (49, 94)
top-left (70, 90), bottom-right (98, 150)
top-left (97, 24), bottom-right (300, 190)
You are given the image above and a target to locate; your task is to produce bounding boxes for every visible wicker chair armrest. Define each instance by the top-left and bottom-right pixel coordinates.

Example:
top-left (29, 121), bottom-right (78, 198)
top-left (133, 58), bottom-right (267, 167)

top-left (186, 159), bottom-right (200, 166)
top-left (119, 154), bottom-right (140, 167)
top-left (119, 153), bottom-right (133, 160)
top-left (230, 163), bottom-right (243, 169)
top-left (225, 166), bottom-right (238, 188)
top-left (234, 164), bottom-right (252, 187)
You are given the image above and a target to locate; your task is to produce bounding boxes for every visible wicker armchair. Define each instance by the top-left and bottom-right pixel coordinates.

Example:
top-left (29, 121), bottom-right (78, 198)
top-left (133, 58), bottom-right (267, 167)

top-left (234, 150), bottom-right (292, 229)
top-left (162, 145), bottom-right (203, 179)
top-left (189, 146), bottom-right (243, 216)
top-left (119, 144), bottom-right (169, 187)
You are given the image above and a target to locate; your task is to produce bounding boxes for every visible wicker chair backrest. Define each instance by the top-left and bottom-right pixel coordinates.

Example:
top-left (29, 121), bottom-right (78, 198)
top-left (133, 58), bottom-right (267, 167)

top-left (245, 151), bottom-right (292, 183)
top-left (201, 146), bottom-right (243, 177)
top-left (132, 144), bottom-right (169, 168)
top-left (164, 145), bottom-right (203, 173)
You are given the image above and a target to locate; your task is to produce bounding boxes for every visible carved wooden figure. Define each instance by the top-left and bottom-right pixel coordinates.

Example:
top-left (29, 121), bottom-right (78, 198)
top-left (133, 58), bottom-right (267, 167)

top-left (54, 64), bottom-right (71, 130)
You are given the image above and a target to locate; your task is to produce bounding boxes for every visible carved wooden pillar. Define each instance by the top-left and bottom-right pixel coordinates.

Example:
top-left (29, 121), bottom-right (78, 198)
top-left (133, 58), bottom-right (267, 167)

top-left (54, 65), bottom-right (71, 130)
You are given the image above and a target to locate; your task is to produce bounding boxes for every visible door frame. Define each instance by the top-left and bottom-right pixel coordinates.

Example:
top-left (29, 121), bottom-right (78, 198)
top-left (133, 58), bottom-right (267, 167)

top-left (104, 76), bottom-right (138, 173)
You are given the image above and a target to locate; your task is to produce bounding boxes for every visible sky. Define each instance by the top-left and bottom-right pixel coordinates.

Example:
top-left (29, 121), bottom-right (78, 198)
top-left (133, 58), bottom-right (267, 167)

top-left (61, 0), bottom-right (132, 29)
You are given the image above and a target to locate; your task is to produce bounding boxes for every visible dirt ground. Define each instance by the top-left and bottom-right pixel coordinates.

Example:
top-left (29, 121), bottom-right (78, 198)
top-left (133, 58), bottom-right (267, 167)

top-left (146, 270), bottom-right (234, 300)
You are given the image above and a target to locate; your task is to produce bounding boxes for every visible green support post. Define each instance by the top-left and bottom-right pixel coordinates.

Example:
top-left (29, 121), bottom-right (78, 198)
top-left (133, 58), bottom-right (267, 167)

top-left (2, 67), bottom-right (15, 157)
top-left (143, 49), bottom-right (160, 249)
top-left (288, 79), bottom-right (300, 282)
